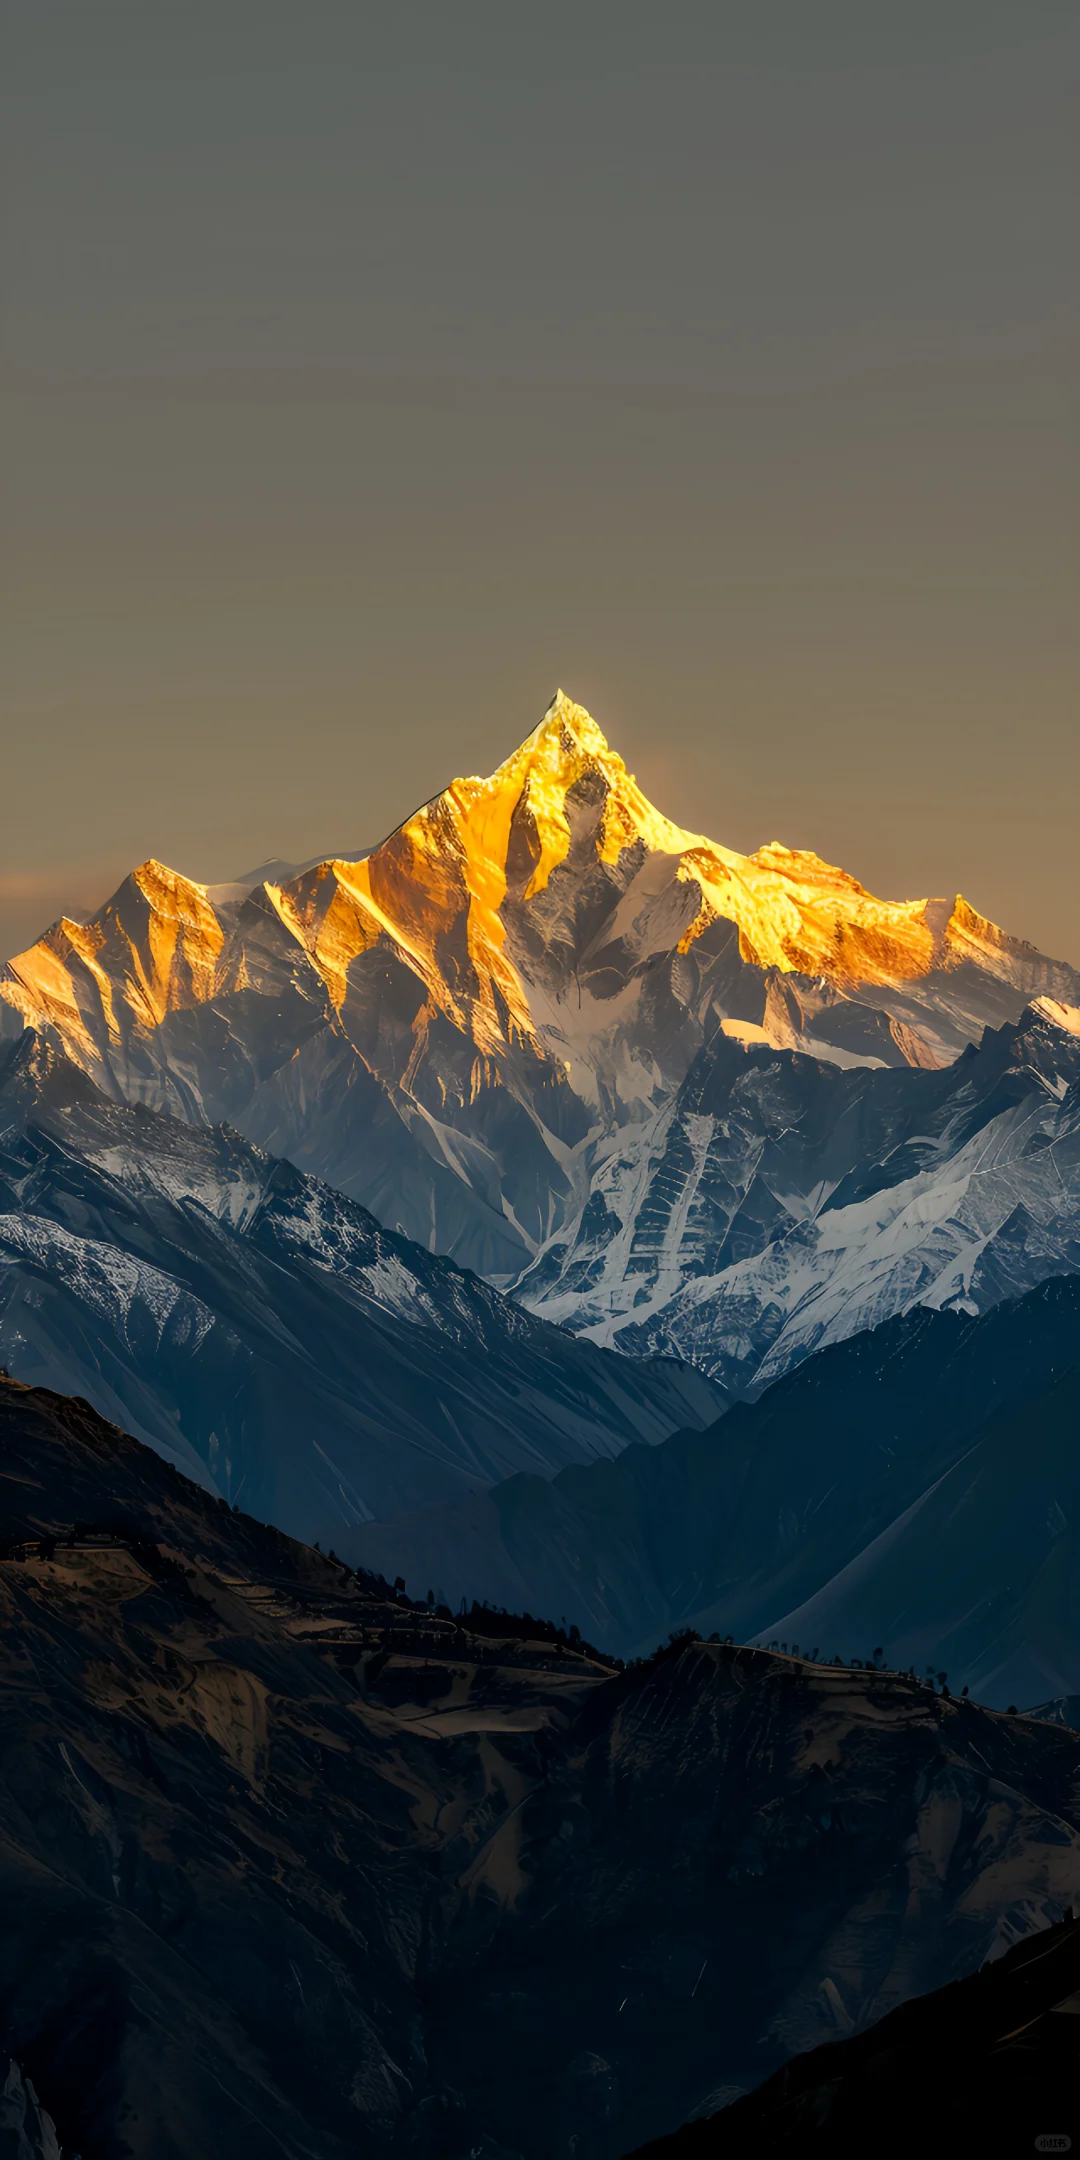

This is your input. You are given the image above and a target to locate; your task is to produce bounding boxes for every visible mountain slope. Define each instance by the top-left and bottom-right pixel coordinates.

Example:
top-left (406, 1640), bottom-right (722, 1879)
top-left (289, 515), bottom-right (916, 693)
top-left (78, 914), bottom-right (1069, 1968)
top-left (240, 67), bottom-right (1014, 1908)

top-left (637, 1908), bottom-right (1080, 2159)
top-left (754, 1355), bottom-right (1080, 1713)
top-left (351, 1276), bottom-right (1080, 1703)
top-left (5, 1372), bottom-right (1080, 2159)
top-left (519, 996), bottom-right (1080, 1386)
top-left (4, 693), bottom-right (1075, 1279)
top-left (0, 1031), bottom-right (719, 1555)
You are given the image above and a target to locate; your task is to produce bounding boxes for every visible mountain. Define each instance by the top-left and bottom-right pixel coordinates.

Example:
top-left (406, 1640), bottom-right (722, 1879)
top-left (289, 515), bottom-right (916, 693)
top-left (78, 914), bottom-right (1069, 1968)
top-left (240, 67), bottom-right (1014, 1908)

top-left (639, 1909), bottom-right (1080, 2158)
top-left (519, 995), bottom-right (1080, 1388)
top-left (0, 1031), bottom-right (719, 1556)
top-left (5, 1372), bottom-right (1080, 2160)
top-left (351, 1276), bottom-right (1080, 1704)
top-left (4, 693), bottom-right (1075, 1283)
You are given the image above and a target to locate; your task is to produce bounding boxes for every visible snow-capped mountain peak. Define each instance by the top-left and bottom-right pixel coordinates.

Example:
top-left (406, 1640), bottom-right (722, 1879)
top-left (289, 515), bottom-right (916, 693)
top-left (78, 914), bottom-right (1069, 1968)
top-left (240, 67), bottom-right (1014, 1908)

top-left (2, 693), bottom-right (1077, 1280)
top-left (517, 994), bottom-right (1080, 1395)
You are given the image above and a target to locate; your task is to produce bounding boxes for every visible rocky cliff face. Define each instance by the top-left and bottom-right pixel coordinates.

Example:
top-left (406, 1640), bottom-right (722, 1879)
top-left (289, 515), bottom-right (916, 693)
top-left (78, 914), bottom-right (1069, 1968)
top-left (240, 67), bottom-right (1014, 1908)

top-left (4, 695), bottom-right (1074, 1281)
top-left (5, 1374), bottom-right (1080, 2160)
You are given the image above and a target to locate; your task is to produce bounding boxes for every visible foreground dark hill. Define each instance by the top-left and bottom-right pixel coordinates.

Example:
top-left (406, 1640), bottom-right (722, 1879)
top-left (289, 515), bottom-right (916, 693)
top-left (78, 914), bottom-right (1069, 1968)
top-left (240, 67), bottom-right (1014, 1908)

top-left (640, 1909), bottom-right (1080, 2158)
top-left (0, 1030), bottom-right (719, 1551)
top-left (4, 1375), bottom-right (1080, 2160)
top-left (356, 1275), bottom-right (1080, 1705)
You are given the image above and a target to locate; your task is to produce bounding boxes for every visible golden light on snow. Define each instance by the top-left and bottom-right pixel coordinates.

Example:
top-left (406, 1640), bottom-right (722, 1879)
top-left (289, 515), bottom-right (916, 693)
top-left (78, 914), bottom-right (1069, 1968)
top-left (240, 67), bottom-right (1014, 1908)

top-left (0, 690), bottom-right (1051, 1078)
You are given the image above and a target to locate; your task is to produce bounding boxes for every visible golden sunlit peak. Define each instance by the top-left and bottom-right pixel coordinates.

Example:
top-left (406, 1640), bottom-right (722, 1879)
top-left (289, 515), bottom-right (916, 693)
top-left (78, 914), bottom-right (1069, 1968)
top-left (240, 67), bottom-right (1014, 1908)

top-left (4, 687), bottom-right (1073, 1102)
top-left (541, 687), bottom-right (608, 744)
top-left (502, 690), bottom-right (618, 775)
top-left (127, 858), bottom-right (207, 898)
top-left (750, 842), bottom-right (870, 897)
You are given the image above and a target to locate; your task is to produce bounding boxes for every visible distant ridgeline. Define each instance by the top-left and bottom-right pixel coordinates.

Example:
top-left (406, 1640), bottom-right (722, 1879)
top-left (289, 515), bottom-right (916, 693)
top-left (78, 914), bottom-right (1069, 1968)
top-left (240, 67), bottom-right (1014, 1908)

top-left (354, 1273), bottom-right (1080, 1708)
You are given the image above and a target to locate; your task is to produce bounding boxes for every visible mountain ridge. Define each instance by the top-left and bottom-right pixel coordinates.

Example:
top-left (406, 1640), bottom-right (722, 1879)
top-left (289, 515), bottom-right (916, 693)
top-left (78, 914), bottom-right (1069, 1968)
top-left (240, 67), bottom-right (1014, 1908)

top-left (351, 1271), bottom-right (1080, 1705)
top-left (520, 993), bottom-right (1080, 1381)
top-left (5, 1367), bottom-right (1080, 2159)
top-left (4, 693), bottom-right (1076, 1280)
top-left (0, 1028), bottom-right (719, 1550)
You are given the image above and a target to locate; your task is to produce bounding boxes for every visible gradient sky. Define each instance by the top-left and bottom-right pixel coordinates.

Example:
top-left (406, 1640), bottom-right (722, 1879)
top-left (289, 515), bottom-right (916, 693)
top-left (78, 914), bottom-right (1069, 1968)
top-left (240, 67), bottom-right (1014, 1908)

top-left (3, 1), bottom-right (1078, 965)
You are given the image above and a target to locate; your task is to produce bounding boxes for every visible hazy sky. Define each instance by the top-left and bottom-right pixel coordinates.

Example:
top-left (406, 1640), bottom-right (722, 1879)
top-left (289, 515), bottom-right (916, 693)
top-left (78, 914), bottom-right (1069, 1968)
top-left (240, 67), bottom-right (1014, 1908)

top-left (3, 1), bottom-right (1078, 963)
